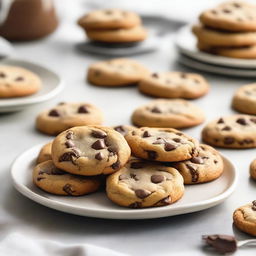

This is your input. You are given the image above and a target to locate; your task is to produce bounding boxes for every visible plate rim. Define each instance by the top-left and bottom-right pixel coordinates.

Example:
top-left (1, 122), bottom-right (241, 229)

top-left (10, 143), bottom-right (238, 219)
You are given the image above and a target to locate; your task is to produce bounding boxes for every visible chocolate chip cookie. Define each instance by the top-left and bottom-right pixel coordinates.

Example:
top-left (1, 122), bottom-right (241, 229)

top-left (0, 65), bottom-right (41, 98)
top-left (87, 58), bottom-right (150, 87)
top-left (250, 159), bottom-right (256, 180)
top-left (233, 200), bottom-right (256, 236)
top-left (232, 83), bottom-right (256, 115)
top-left (37, 142), bottom-right (52, 164)
top-left (138, 71), bottom-right (209, 99)
top-left (52, 126), bottom-right (131, 176)
top-left (113, 125), bottom-right (137, 137)
top-left (36, 102), bottom-right (104, 135)
top-left (202, 115), bottom-right (256, 148)
top-left (171, 144), bottom-right (224, 184)
top-left (131, 99), bottom-right (205, 129)
top-left (125, 127), bottom-right (199, 162)
top-left (33, 160), bottom-right (101, 196)
top-left (106, 157), bottom-right (184, 208)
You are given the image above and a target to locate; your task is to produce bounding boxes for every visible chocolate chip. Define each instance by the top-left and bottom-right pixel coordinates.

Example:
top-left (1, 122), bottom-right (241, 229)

top-left (48, 109), bottom-right (60, 117)
top-left (91, 130), bottom-right (107, 138)
top-left (164, 142), bottom-right (177, 151)
top-left (221, 126), bottom-right (231, 131)
top-left (130, 173), bottom-right (139, 181)
top-left (146, 150), bottom-right (158, 160)
top-left (180, 73), bottom-right (187, 78)
top-left (151, 175), bottom-right (164, 184)
top-left (151, 73), bottom-right (159, 78)
top-left (135, 189), bottom-right (150, 199)
top-left (59, 151), bottom-right (79, 162)
top-left (223, 137), bottom-right (235, 145)
top-left (233, 3), bottom-right (241, 8)
top-left (223, 8), bottom-right (231, 13)
top-left (236, 118), bottom-right (247, 125)
top-left (131, 131), bottom-right (136, 136)
top-left (91, 139), bottom-right (106, 150)
top-left (250, 118), bottom-right (256, 124)
top-left (243, 138), bottom-right (253, 144)
top-left (211, 10), bottom-right (217, 14)
top-left (190, 157), bottom-right (204, 164)
top-left (114, 125), bottom-right (126, 135)
top-left (173, 138), bottom-right (181, 143)
top-left (217, 118), bottom-right (224, 124)
top-left (252, 200), bottom-right (256, 211)
top-left (78, 105), bottom-right (89, 113)
top-left (130, 161), bottom-right (144, 169)
top-left (0, 72), bottom-right (6, 78)
top-left (129, 202), bottom-right (142, 208)
top-left (65, 140), bottom-right (74, 148)
top-left (176, 132), bottom-right (183, 136)
top-left (15, 76), bottom-right (24, 81)
top-left (63, 184), bottom-right (75, 195)
top-left (151, 107), bottom-right (162, 113)
top-left (108, 147), bottom-right (117, 155)
top-left (157, 196), bottom-right (171, 205)
top-left (37, 177), bottom-right (45, 181)
top-left (66, 131), bottom-right (73, 140)
top-left (186, 164), bottom-right (199, 182)
top-left (112, 160), bottom-right (120, 170)
top-left (142, 131), bottom-right (151, 138)
top-left (95, 152), bottom-right (104, 160)
top-left (153, 138), bottom-right (165, 144)
top-left (58, 102), bottom-right (66, 105)
top-left (214, 160), bottom-right (218, 164)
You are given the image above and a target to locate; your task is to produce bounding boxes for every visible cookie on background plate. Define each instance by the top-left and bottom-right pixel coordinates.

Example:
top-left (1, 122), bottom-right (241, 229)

top-left (202, 115), bottom-right (256, 148)
top-left (87, 58), bottom-right (150, 87)
top-left (106, 157), bottom-right (184, 208)
top-left (138, 71), bottom-right (209, 99)
top-left (250, 159), bottom-right (256, 180)
top-left (125, 127), bottom-right (199, 162)
top-left (37, 142), bottom-right (52, 164)
top-left (36, 102), bottom-right (104, 135)
top-left (33, 160), bottom-right (101, 196)
top-left (233, 200), bottom-right (256, 236)
top-left (52, 126), bottom-right (131, 176)
top-left (170, 144), bottom-right (224, 184)
top-left (0, 65), bottom-right (41, 98)
top-left (232, 83), bottom-right (256, 114)
top-left (131, 99), bottom-right (205, 129)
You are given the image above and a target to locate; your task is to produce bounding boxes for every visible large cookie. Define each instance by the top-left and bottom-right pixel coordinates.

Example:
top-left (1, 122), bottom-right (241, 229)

top-left (125, 127), bottom-right (199, 162)
top-left (106, 157), bottom-right (184, 208)
top-left (0, 65), bottom-right (41, 98)
top-left (232, 83), bottom-right (256, 114)
top-left (131, 99), bottom-right (205, 129)
top-left (202, 115), bottom-right (256, 148)
top-left (52, 126), bottom-right (131, 176)
top-left (36, 102), bottom-right (104, 135)
top-left (170, 144), bottom-right (224, 184)
top-left (33, 160), bottom-right (101, 196)
top-left (87, 58), bottom-right (150, 87)
top-left (199, 1), bottom-right (256, 32)
top-left (250, 159), bottom-right (256, 180)
top-left (37, 142), bottom-right (52, 164)
top-left (138, 71), bottom-right (209, 99)
top-left (233, 200), bottom-right (256, 236)
top-left (78, 9), bottom-right (141, 30)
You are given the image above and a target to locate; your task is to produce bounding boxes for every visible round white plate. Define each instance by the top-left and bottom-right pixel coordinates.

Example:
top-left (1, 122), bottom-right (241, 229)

top-left (175, 25), bottom-right (256, 69)
top-left (11, 144), bottom-right (237, 220)
top-left (0, 58), bottom-right (64, 112)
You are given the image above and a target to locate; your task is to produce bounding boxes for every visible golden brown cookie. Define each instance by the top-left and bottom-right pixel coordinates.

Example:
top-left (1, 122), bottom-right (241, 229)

top-left (37, 142), bottom-right (52, 164)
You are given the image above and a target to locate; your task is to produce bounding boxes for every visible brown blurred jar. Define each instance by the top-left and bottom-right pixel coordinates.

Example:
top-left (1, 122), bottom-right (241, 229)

top-left (0, 0), bottom-right (58, 41)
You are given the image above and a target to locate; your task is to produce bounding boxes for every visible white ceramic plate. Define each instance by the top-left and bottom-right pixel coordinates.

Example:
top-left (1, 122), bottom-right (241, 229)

top-left (11, 144), bottom-right (237, 220)
top-left (175, 25), bottom-right (256, 69)
top-left (0, 58), bottom-right (64, 112)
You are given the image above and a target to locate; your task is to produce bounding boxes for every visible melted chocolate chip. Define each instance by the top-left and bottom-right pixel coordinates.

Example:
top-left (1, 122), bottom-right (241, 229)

top-left (252, 200), bottom-right (256, 211)
top-left (112, 160), bottom-right (120, 170)
top-left (173, 138), bottom-right (181, 143)
top-left (151, 175), bottom-right (164, 184)
top-left (114, 125), bottom-right (126, 135)
top-left (233, 3), bottom-right (241, 8)
top-left (223, 8), bottom-right (231, 13)
top-left (91, 140), bottom-right (106, 150)
top-left (59, 151), bottom-right (79, 162)
top-left (153, 138), bottom-right (165, 144)
top-left (217, 118), bottom-right (224, 124)
top-left (66, 131), bottom-right (73, 140)
top-left (186, 164), bottom-right (199, 182)
top-left (78, 105), bottom-right (89, 113)
top-left (223, 137), bottom-right (235, 145)
top-left (214, 160), bottom-right (218, 164)
top-left (151, 73), bottom-right (159, 78)
top-left (180, 73), bottom-right (187, 78)
top-left (65, 140), bottom-right (74, 148)
top-left (164, 142), bottom-right (177, 151)
top-left (142, 131), bottom-right (151, 138)
top-left (48, 109), bottom-right (60, 117)
top-left (130, 173), bottom-right (139, 181)
top-left (221, 126), bottom-right (231, 131)
top-left (37, 177), bottom-right (45, 181)
top-left (95, 152), bottom-right (104, 160)
top-left (243, 138), bottom-right (253, 144)
top-left (0, 72), bottom-right (6, 78)
top-left (130, 161), bottom-right (144, 169)
top-left (236, 118), bottom-right (247, 125)
top-left (250, 118), bottom-right (256, 124)
top-left (91, 130), bottom-right (107, 138)
top-left (15, 76), bottom-right (24, 81)
top-left (146, 150), bottom-right (158, 160)
top-left (158, 196), bottom-right (171, 205)
top-left (63, 184), bottom-right (75, 195)
top-left (151, 107), bottom-right (162, 113)
top-left (190, 157), bottom-right (204, 164)
top-left (135, 189), bottom-right (150, 199)
top-left (129, 202), bottom-right (142, 208)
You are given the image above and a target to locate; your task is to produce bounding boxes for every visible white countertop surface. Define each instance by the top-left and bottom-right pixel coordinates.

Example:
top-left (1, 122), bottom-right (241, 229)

top-left (0, 1), bottom-right (256, 255)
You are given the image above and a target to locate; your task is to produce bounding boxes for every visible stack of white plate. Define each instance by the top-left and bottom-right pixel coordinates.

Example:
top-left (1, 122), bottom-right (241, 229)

top-left (175, 25), bottom-right (256, 77)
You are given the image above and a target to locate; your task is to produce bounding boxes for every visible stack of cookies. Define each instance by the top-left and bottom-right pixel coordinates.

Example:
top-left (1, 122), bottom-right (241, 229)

top-left (77, 9), bottom-right (147, 44)
top-left (33, 125), bottom-right (224, 209)
top-left (193, 1), bottom-right (256, 59)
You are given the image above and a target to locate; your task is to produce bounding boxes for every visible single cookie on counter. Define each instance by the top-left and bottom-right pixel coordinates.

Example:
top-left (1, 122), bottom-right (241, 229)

top-left (77, 9), bottom-right (141, 30)
top-left (199, 1), bottom-right (256, 32)
top-left (131, 99), bottom-right (205, 129)
top-left (170, 144), bottom-right (224, 184)
top-left (52, 126), bottom-right (131, 176)
top-left (125, 127), bottom-right (199, 162)
top-left (202, 115), bottom-right (256, 148)
top-left (85, 25), bottom-right (147, 43)
top-left (250, 159), bottom-right (256, 180)
top-left (87, 58), bottom-right (150, 87)
top-left (112, 125), bottom-right (137, 137)
top-left (138, 71), bottom-right (209, 99)
top-left (233, 200), bottom-right (256, 236)
top-left (0, 65), bottom-right (41, 98)
top-left (36, 102), bottom-right (104, 135)
top-left (232, 83), bottom-right (256, 115)
top-left (106, 157), bottom-right (184, 208)
top-left (37, 142), bottom-right (52, 164)
top-left (33, 160), bottom-right (101, 196)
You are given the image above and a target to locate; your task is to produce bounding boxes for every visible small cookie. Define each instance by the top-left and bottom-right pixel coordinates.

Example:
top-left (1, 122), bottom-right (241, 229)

top-left (33, 160), bottom-right (101, 196)
top-left (138, 72), bottom-right (209, 99)
top-left (85, 25), bottom-right (147, 43)
top-left (0, 65), bottom-right (41, 98)
top-left (171, 144), bottom-right (224, 184)
top-left (233, 200), bottom-right (256, 236)
top-left (106, 157), bottom-right (184, 208)
top-left (113, 125), bottom-right (136, 137)
top-left (37, 142), bottom-right (52, 164)
top-left (232, 83), bottom-right (256, 115)
top-left (78, 9), bottom-right (141, 30)
top-left (131, 99), bottom-right (205, 129)
top-left (250, 159), bottom-right (256, 180)
top-left (87, 58), bottom-right (150, 87)
top-left (192, 24), bottom-right (256, 47)
top-left (202, 115), bottom-right (256, 148)
top-left (199, 1), bottom-right (256, 32)
top-left (52, 126), bottom-right (131, 176)
top-left (125, 127), bottom-right (199, 162)
top-left (36, 102), bottom-right (103, 135)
